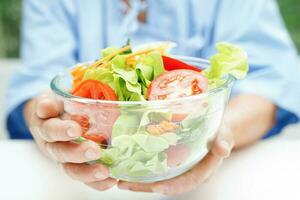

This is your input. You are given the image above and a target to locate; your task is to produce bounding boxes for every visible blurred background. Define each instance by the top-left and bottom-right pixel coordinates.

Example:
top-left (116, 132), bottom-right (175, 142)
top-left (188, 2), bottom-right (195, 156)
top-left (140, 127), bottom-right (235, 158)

top-left (0, 0), bottom-right (299, 139)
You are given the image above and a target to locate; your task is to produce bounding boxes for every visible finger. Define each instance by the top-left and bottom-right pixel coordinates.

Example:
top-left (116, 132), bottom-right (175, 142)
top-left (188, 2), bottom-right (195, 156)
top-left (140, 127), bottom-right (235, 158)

top-left (45, 141), bottom-right (101, 163)
top-left (211, 125), bottom-right (234, 158)
top-left (36, 93), bottom-right (63, 119)
top-left (86, 178), bottom-right (117, 191)
top-left (118, 181), bottom-right (154, 193)
top-left (28, 113), bottom-right (46, 142)
top-left (63, 163), bottom-right (109, 183)
top-left (40, 118), bottom-right (82, 142)
top-left (119, 152), bottom-right (222, 195)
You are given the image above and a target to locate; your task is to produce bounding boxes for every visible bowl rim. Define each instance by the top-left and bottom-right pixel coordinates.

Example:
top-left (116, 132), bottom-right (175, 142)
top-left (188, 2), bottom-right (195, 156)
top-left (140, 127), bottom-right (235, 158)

top-left (50, 55), bottom-right (235, 106)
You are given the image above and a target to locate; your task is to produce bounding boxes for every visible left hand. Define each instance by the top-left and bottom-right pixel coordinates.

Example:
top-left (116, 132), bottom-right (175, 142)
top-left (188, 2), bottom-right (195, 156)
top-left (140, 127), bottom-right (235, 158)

top-left (117, 124), bottom-right (234, 195)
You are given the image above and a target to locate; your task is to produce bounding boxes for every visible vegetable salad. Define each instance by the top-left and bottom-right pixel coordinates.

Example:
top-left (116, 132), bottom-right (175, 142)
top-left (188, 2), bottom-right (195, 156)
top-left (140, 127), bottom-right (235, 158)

top-left (65, 41), bottom-right (248, 181)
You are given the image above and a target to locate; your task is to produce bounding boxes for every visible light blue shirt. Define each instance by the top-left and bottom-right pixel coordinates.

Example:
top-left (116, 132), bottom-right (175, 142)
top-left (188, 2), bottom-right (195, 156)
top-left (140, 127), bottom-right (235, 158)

top-left (6, 0), bottom-right (300, 138)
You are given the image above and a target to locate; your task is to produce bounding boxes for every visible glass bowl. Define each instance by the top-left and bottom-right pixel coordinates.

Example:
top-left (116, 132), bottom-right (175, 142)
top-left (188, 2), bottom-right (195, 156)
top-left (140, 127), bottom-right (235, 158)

top-left (51, 56), bottom-right (234, 183)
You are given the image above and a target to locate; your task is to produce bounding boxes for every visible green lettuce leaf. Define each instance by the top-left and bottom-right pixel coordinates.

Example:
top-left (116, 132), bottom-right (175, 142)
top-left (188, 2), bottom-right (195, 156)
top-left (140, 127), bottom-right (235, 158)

top-left (83, 68), bottom-right (115, 89)
top-left (111, 56), bottom-right (146, 101)
top-left (121, 39), bottom-right (133, 55)
top-left (136, 62), bottom-right (153, 87)
top-left (144, 153), bottom-right (167, 174)
top-left (148, 52), bottom-right (165, 78)
top-left (205, 42), bottom-right (249, 80)
top-left (142, 85), bottom-right (148, 99)
top-left (135, 52), bottom-right (165, 97)
top-left (139, 110), bottom-right (173, 127)
top-left (160, 132), bottom-right (180, 145)
top-left (101, 47), bottom-right (119, 58)
top-left (111, 55), bottom-right (138, 84)
top-left (99, 148), bottom-right (120, 166)
top-left (110, 151), bottom-right (167, 177)
top-left (128, 93), bottom-right (145, 101)
top-left (111, 135), bottom-right (138, 160)
top-left (112, 114), bottom-right (140, 138)
top-left (125, 81), bottom-right (142, 94)
top-left (132, 134), bottom-right (169, 153)
top-left (113, 75), bottom-right (126, 100)
top-left (100, 119), bottom-right (178, 176)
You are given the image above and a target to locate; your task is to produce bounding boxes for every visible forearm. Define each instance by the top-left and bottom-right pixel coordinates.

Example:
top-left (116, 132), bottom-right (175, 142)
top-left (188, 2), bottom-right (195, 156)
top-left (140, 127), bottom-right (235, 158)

top-left (224, 94), bottom-right (277, 149)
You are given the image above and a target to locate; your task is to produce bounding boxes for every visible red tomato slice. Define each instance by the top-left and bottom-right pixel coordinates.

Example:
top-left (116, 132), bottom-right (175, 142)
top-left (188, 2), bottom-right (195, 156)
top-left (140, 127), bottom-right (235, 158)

top-left (72, 80), bottom-right (118, 100)
top-left (83, 134), bottom-right (108, 146)
top-left (162, 56), bottom-right (202, 72)
top-left (171, 113), bottom-right (188, 122)
top-left (147, 69), bottom-right (208, 100)
top-left (70, 115), bottom-right (90, 134)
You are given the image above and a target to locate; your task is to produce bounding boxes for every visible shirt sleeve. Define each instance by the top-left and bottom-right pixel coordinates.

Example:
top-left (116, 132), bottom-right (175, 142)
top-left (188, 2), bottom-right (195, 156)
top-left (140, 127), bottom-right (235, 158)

top-left (5, 0), bottom-right (77, 138)
top-left (202, 0), bottom-right (300, 137)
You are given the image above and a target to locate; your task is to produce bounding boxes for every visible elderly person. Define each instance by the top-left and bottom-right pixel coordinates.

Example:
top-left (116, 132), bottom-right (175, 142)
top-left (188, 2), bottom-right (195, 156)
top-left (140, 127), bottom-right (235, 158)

top-left (6, 0), bottom-right (300, 195)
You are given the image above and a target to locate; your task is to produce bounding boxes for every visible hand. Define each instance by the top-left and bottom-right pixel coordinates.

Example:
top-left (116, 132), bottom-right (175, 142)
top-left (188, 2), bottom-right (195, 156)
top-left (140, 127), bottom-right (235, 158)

top-left (118, 124), bottom-right (234, 195)
top-left (24, 92), bottom-right (117, 191)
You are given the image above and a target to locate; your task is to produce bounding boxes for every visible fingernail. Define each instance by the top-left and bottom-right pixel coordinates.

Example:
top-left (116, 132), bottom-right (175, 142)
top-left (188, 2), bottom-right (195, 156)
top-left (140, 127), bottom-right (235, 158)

top-left (67, 127), bottom-right (80, 138)
top-left (85, 149), bottom-right (100, 160)
top-left (219, 140), bottom-right (231, 158)
top-left (219, 140), bottom-right (230, 151)
top-left (153, 186), bottom-right (168, 194)
top-left (94, 171), bottom-right (106, 180)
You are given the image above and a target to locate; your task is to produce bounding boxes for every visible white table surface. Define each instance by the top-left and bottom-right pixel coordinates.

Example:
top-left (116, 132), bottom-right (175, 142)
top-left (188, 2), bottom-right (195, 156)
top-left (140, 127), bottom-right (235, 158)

top-left (0, 138), bottom-right (299, 200)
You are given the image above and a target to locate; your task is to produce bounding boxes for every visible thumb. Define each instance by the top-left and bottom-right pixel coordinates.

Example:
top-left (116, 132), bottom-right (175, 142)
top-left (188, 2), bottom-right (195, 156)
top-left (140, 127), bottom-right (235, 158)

top-left (35, 91), bottom-right (63, 119)
top-left (211, 124), bottom-right (234, 158)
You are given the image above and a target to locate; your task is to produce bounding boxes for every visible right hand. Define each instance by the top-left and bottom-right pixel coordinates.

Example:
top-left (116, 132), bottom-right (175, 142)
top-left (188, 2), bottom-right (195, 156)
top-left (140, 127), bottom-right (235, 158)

top-left (24, 92), bottom-right (117, 191)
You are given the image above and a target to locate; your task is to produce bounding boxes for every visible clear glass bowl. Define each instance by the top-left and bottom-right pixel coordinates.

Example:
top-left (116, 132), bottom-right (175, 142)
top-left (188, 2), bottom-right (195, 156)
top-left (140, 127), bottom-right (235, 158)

top-left (51, 56), bottom-right (234, 183)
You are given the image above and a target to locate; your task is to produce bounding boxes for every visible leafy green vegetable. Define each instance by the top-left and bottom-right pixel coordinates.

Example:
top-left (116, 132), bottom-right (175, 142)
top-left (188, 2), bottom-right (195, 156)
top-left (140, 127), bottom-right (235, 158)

top-left (100, 131), bottom-right (176, 176)
top-left (135, 52), bottom-right (165, 97)
top-left (133, 134), bottom-right (169, 152)
top-left (108, 51), bottom-right (165, 101)
top-left (110, 151), bottom-right (167, 177)
top-left (111, 55), bottom-right (138, 84)
top-left (136, 60), bottom-right (153, 87)
top-left (99, 111), bottom-right (179, 176)
top-left (110, 56), bottom-right (151, 101)
top-left (148, 52), bottom-right (165, 78)
top-left (125, 81), bottom-right (142, 94)
top-left (83, 68), bottom-right (115, 89)
top-left (139, 110), bottom-right (172, 127)
top-left (101, 47), bottom-right (119, 58)
top-left (121, 39), bottom-right (133, 55)
top-left (205, 42), bottom-right (249, 80)
top-left (160, 132), bottom-right (180, 145)
top-left (99, 148), bottom-right (120, 166)
top-left (112, 114), bottom-right (140, 138)
top-left (112, 75), bottom-right (126, 100)
top-left (128, 93), bottom-right (145, 101)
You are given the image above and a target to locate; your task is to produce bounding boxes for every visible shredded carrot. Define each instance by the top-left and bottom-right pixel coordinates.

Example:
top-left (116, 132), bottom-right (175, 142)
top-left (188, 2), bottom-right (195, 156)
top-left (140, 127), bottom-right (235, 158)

top-left (125, 43), bottom-right (171, 61)
top-left (103, 45), bottom-right (131, 62)
top-left (126, 57), bottom-right (137, 66)
top-left (146, 120), bottom-right (179, 135)
top-left (87, 45), bottom-right (131, 70)
top-left (71, 65), bottom-right (87, 91)
top-left (88, 60), bottom-right (103, 69)
top-left (125, 48), bottom-right (156, 60)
